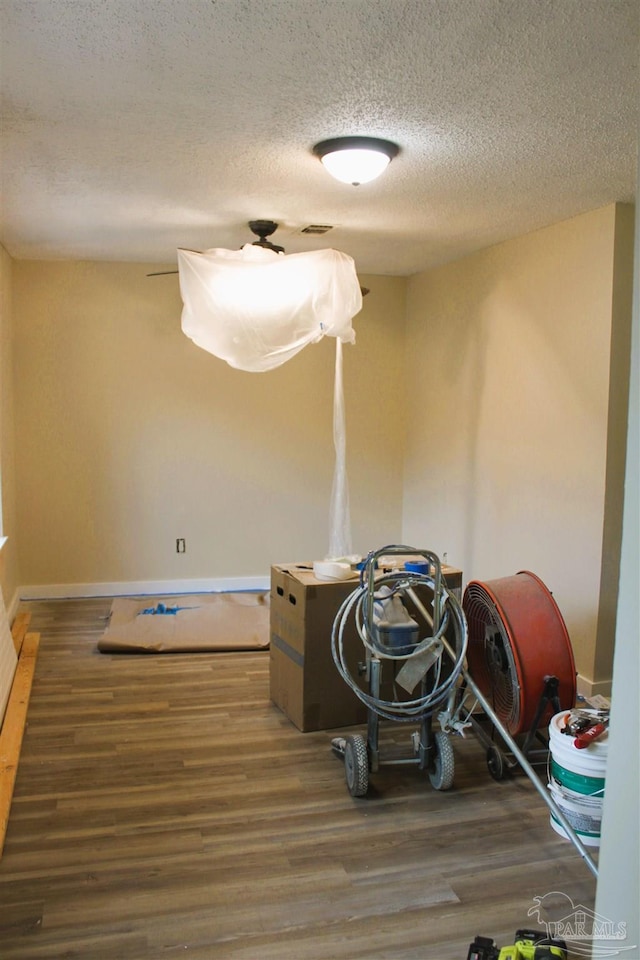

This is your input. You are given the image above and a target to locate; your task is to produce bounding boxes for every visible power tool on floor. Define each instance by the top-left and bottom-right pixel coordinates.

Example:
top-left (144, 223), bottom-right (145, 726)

top-left (466, 929), bottom-right (568, 960)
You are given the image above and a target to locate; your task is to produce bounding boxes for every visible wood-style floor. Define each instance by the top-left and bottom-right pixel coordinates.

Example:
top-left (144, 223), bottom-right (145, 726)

top-left (0, 598), bottom-right (596, 960)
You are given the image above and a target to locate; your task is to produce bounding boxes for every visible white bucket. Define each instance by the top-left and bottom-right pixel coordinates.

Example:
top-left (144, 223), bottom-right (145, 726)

top-left (547, 709), bottom-right (608, 847)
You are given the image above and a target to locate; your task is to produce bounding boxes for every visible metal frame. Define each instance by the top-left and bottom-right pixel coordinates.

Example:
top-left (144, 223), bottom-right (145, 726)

top-left (331, 545), bottom-right (600, 879)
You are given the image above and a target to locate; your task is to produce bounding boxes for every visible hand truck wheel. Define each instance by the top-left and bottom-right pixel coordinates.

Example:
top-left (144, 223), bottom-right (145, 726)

top-left (344, 734), bottom-right (369, 797)
top-left (428, 730), bottom-right (455, 791)
top-left (486, 743), bottom-right (507, 781)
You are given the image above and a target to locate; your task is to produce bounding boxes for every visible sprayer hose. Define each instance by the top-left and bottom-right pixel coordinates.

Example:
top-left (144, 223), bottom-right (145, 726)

top-left (331, 571), bottom-right (468, 723)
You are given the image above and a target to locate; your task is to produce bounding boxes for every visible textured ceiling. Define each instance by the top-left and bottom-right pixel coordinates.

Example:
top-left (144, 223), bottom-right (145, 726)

top-left (1, 0), bottom-right (638, 276)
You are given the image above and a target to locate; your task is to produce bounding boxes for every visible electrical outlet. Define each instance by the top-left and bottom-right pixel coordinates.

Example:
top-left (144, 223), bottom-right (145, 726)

top-left (176, 538), bottom-right (186, 553)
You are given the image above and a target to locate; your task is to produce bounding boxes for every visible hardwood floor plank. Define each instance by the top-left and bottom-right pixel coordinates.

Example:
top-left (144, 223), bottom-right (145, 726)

top-left (0, 597), bottom-right (596, 959)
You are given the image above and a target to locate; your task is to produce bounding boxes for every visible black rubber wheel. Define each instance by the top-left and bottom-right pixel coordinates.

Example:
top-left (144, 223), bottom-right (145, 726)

top-left (344, 734), bottom-right (369, 797)
top-left (428, 730), bottom-right (455, 791)
top-left (486, 744), bottom-right (506, 781)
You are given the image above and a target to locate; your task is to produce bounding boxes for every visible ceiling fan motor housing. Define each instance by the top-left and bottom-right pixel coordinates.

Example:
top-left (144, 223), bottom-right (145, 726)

top-left (248, 220), bottom-right (284, 253)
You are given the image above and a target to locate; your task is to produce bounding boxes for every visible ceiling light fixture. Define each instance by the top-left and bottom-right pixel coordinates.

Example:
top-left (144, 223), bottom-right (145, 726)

top-left (313, 136), bottom-right (399, 186)
top-left (177, 220), bottom-right (362, 372)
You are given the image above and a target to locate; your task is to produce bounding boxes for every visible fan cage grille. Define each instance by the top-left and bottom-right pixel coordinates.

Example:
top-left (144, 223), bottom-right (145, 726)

top-left (464, 584), bottom-right (521, 733)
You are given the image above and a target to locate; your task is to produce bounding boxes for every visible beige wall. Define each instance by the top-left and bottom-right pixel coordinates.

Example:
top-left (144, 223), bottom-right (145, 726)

top-left (594, 204), bottom-right (635, 682)
top-left (402, 204), bottom-right (634, 691)
top-left (594, 151), bottom-right (639, 957)
top-left (0, 245), bottom-right (19, 607)
top-left (12, 261), bottom-right (406, 589)
top-left (0, 244), bottom-right (19, 721)
top-left (7, 208), bottom-right (634, 693)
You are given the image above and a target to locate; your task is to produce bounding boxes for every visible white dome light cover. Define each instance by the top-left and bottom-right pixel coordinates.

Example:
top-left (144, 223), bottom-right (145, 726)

top-left (313, 136), bottom-right (399, 186)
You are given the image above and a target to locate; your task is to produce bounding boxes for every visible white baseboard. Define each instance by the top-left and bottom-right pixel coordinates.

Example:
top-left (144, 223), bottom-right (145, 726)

top-left (16, 576), bottom-right (270, 602)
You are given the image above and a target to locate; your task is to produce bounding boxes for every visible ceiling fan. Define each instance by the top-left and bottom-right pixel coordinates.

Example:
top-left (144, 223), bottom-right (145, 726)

top-left (146, 220), bottom-right (283, 276)
top-left (147, 220), bottom-right (369, 295)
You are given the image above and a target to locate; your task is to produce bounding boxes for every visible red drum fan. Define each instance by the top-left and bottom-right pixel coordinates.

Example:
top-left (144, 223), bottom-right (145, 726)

top-left (462, 571), bottom-right (577, 737)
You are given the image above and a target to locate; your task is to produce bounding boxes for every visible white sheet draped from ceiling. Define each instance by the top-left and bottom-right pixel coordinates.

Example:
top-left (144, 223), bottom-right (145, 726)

top-left (178, 244), bottom-right (363, 559)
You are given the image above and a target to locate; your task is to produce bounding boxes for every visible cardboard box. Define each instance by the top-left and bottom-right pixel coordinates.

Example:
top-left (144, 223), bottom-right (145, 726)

top-left (269, 561), bottom-right (463, 732)
top-left (269, 564), bottom-right (366, 732)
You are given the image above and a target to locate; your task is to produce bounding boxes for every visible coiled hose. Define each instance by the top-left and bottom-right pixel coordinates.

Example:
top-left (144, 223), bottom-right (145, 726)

top-left (331, 568), bottom-right (468, 723)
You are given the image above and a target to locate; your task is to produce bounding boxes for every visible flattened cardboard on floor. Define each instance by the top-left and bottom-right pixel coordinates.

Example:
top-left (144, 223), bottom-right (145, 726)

top-left (99, 593), bottom-right (270, 653)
